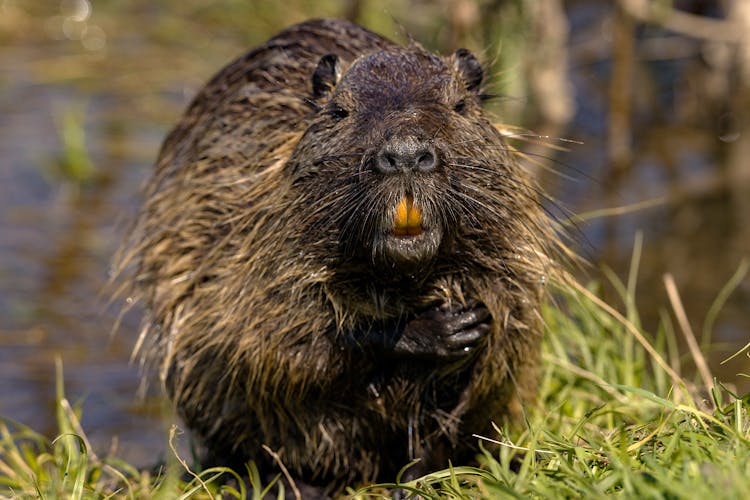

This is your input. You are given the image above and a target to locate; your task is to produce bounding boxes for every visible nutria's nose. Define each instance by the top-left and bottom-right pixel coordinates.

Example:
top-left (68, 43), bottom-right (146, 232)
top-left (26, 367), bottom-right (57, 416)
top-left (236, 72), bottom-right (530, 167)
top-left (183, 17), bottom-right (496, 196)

top-left (374, 138), bottom-right (437, 174)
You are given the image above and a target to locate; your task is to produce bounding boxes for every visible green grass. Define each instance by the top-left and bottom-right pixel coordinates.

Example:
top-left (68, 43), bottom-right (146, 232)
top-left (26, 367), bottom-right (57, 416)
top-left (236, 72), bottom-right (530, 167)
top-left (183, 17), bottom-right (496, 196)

top-left (2, 266), bottom-right (748, 499)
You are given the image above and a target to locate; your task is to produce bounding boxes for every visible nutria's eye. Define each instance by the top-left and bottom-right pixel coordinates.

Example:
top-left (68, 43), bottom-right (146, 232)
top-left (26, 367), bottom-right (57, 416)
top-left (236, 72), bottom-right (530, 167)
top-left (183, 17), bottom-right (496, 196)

top-left (453, 99), bottom-right (467, 115)
top-left (328, 104), bottom-right (349, 121)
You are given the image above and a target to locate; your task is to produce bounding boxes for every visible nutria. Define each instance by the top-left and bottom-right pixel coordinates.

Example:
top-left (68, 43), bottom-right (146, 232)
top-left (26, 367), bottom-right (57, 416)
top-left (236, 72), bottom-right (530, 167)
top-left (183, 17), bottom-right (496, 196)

top-left (120, 18), bottom-right (559, 495)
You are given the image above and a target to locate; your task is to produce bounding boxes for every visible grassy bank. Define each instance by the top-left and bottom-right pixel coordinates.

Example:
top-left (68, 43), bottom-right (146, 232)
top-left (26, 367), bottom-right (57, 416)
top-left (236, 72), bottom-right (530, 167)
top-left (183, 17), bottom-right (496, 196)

top-left (1, 266), bottom-right (748, 499)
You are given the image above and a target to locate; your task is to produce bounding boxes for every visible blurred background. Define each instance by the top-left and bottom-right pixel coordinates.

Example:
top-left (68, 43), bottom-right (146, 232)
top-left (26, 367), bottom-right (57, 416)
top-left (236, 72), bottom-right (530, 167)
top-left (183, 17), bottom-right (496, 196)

top-left (1, 0), bottom-right (748, 466)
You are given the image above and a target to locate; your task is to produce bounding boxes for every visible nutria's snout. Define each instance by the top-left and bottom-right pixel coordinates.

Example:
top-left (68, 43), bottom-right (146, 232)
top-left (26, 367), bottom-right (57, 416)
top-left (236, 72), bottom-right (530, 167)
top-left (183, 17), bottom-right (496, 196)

top-left (379, 137), bottom-right (434, 239)
top-left (373, 136), bottom-right (438, 175)
top-left (368, 136), bottom-right (445, 265)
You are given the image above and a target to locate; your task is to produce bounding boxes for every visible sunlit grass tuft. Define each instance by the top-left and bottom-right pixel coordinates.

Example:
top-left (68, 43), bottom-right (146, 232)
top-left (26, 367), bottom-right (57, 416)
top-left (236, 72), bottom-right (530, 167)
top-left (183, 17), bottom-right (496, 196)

top-left (0, 360), bottom-right (144, 498)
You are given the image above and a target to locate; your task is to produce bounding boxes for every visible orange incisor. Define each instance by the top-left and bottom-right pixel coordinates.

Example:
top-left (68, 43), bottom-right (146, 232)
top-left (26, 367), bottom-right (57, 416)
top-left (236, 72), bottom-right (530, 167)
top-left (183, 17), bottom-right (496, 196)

top-left (393, 195), bottom-right (423, 236)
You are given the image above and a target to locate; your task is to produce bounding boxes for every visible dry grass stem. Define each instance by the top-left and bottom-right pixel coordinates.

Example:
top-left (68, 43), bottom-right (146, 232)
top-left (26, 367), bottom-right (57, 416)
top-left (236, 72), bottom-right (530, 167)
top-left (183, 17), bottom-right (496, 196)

top-left (663, 273), bottom-right (715, 407)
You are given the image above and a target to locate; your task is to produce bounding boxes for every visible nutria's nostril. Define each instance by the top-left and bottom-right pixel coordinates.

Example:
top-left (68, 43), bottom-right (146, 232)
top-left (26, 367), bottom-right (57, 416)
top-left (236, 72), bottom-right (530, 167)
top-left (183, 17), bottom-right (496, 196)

top-left (375, 151), bottom-right (399, 174)
top-left (416, 149), bottom-right (436, 172)
top-left (374, 139), bottom-right (438, 174)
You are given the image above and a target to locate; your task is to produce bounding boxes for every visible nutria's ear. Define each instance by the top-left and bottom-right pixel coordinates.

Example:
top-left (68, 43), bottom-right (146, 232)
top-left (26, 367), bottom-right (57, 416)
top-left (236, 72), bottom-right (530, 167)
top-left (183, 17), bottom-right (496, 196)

top-left (312, 54), bottom-right (341, 99)
top-left (454, 48), bottom-right (483, 93)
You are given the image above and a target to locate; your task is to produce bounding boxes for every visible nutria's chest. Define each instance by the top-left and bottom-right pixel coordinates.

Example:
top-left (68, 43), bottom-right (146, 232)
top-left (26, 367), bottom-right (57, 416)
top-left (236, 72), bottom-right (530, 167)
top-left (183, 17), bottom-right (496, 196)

top-left (353, 350), bottom-right (475, 424)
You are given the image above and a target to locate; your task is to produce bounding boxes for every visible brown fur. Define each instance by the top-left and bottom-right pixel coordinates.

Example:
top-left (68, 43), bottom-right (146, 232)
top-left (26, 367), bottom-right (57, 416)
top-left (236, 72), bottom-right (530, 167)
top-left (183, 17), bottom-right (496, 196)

top-left (119, 18), bottom-right (560, 493)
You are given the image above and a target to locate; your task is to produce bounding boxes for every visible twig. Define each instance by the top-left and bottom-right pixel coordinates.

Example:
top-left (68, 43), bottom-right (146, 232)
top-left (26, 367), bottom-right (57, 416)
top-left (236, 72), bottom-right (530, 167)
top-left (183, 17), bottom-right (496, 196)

top-left (168, 425), bottom-right (212, 497)
top-left (663, 273), bottom-right (715, 408)
top-left (262, 445), bottom-right (301, 500)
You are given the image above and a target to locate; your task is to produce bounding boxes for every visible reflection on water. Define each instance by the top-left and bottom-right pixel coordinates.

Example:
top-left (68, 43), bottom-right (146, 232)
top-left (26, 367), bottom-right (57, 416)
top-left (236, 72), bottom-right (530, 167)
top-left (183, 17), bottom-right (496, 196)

top-left (0, 1), bottom-right (747, 466)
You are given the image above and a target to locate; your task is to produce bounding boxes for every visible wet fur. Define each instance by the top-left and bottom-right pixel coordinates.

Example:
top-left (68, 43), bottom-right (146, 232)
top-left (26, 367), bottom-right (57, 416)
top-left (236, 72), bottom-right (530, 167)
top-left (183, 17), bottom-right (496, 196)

top-left (120, 18), bottom-right (559, 492)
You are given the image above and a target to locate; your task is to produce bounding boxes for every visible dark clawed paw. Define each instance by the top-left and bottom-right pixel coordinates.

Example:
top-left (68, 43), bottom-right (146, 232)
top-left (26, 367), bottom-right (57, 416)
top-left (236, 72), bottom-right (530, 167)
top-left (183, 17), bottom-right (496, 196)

top-left (436, 304), bottom-right (491, 357)
top-left (394, 301), bottom-right (492, 359)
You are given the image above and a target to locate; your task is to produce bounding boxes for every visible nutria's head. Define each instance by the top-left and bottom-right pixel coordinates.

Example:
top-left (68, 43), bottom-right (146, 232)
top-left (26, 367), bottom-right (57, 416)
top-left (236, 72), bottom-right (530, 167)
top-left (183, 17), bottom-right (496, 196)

top-left (285, 45), bottom-right (527, 282)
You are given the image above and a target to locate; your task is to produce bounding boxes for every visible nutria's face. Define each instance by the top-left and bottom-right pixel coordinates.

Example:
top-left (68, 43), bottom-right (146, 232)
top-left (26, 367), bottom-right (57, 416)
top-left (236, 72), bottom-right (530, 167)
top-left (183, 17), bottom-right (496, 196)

top-left (288, 46), bottom-right (512, 276)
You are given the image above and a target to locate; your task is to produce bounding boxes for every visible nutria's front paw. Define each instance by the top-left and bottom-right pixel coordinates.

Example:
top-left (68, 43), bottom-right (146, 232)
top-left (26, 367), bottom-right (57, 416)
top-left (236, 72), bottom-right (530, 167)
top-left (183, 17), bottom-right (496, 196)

top-left (393, 301), bottom-right (491, 359)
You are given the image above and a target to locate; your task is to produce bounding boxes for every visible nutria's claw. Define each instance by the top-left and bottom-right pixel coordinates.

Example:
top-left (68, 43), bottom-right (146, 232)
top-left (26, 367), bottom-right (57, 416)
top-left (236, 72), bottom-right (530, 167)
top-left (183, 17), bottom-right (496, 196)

top-left (392, 302), bottom-right (491, 359)
top-left (443, 305), bottom-right (489, 334)
top-left (444, 322), bottom-right (490, 350)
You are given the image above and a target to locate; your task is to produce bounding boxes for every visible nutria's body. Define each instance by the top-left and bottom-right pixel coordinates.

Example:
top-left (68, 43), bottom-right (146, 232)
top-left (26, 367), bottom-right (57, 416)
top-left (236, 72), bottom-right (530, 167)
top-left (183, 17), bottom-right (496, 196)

top-left (125, 18), bottom-right (556, 493)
